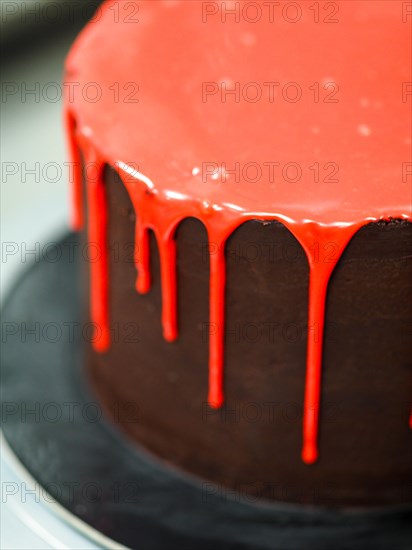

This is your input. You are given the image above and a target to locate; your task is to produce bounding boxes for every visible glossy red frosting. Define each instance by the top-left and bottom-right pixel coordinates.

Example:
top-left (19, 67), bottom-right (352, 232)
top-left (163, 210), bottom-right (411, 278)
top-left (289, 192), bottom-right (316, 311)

top-left (65, 0), bottom-right (411, 464)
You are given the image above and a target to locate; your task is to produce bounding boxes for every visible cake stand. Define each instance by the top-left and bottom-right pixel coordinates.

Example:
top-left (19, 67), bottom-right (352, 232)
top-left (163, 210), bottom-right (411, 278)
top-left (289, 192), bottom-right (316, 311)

top-left (1, 233), bottom-right (411, 550)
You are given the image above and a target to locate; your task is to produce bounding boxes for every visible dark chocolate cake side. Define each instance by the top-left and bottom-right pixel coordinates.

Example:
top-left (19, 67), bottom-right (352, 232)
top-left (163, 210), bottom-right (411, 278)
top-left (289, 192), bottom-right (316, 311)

top-left (85, 167), bottom-right (412, 507)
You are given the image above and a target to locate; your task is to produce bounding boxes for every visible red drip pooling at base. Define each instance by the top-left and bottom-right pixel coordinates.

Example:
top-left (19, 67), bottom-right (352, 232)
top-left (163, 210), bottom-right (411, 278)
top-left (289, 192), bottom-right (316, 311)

top-left (64, 0), bottom-right (412, 464)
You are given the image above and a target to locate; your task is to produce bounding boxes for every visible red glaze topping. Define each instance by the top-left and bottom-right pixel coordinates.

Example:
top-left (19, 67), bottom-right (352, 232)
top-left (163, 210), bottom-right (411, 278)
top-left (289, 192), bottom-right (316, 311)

top-left (64, 0), bottom-right (412, 464)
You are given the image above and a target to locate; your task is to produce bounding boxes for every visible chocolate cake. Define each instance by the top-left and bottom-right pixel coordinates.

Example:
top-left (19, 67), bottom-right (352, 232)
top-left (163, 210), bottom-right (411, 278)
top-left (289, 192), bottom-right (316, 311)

top-left (64, 0), bottom-right (412, 508)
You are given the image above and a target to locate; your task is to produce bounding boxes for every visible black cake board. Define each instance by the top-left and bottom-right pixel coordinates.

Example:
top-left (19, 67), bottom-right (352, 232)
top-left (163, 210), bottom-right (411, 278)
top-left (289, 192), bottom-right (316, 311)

top-left (1, 233), bottom-right (411, 550)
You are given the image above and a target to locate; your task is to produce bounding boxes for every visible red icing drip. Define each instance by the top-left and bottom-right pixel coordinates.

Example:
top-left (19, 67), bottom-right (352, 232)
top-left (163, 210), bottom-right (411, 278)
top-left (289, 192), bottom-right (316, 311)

top-left (64, 0), bottom-right (412, 463)
top-left (83, 147), bottom-right (110, 353)
top-left (135, 222), bottom-right (151, 294)
top-left (299, 225), bottom-right (363, 464)
top-left (301, 267), bottom-right (332, 465)
top-left (208, 238), bottom-right (226, 409)
top-left (64, 111), bottom-right (83, 231)
top-left (159, 235), bottom-right (178, 342)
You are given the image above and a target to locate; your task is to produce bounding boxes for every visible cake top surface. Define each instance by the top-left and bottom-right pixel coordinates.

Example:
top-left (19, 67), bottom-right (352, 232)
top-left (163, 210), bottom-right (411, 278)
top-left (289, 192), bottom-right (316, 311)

top-left (66, 0), bottom-right (411, 226)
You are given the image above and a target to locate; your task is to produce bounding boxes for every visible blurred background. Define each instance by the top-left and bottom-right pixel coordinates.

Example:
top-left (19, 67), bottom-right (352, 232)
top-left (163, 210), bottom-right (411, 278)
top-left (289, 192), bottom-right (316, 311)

top-left (1, 0), bottom-right (102, 300)
top-left (1, 2), bottom-right (105, 547)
